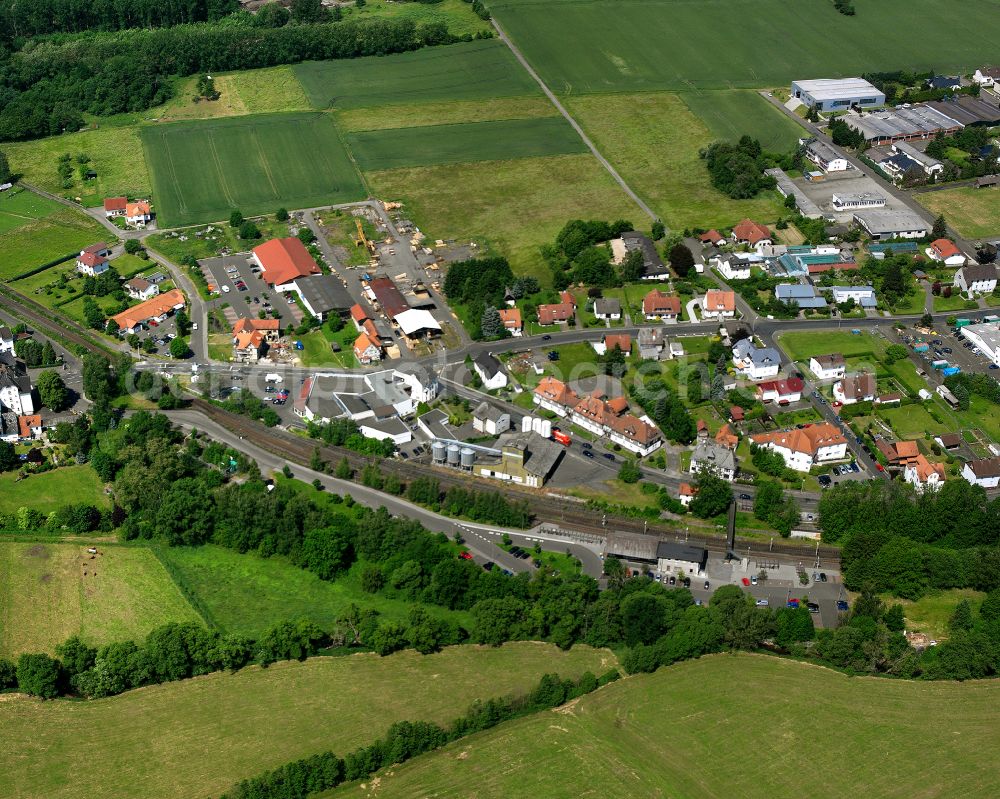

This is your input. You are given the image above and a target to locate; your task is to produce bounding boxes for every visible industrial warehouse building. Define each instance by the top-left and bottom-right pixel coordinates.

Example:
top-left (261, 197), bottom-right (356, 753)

top-left (790, 78), bottom-right (884, 111)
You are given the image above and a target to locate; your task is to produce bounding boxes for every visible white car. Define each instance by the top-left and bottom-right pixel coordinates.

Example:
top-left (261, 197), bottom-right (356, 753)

top-left (221, 285), bottom-right (231, 293)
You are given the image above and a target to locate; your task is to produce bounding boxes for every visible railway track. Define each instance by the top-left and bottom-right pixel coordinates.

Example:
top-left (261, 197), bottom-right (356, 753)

top-left (190, 399), bottom-right (841, 564)
top-left (0, 283), bottom-right (111, 356)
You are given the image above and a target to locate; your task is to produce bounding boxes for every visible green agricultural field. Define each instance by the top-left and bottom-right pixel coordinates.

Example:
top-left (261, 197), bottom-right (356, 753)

top-left (681, 90), bottom-right (805, 152)
top-left (347, 117), bottom-right (586, 171)
top-left (366, 153), bottom-right (642, 284)
top-left (155, 545), bottom-right (471, 638)
top-left (323, 653), bottom-right (1000, 799)
top-left (295, 40), bottom-right (540, 110)
top-left (0, 643), bottom-right (615, 799)
top-left (917, 186), bottom-right (1000, 239)
top-left (4, 125), bottom-right (152, 202)
top-left (0, 188), bottom-right (62, 234)
top-left (0, 206), bottom-right (108, 280)
top-left (0, 541), bottom-right (202, 658)
top-left (225, 65), bottom-right (313, 115)
top-left (492, 0), bottom-right (1000, 94)
top-left (336, 96), bottom-right (558, 132)
top-left (140, 113), bottom-right (365, 227)
top-left (564, 93), bottom-right (783, 229)
top-left (0, 465), bottom-right (108, 515)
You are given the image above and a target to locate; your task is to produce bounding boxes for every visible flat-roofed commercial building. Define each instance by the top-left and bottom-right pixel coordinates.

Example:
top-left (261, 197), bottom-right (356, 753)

top-left (791, 78), bottom-right (885, 111)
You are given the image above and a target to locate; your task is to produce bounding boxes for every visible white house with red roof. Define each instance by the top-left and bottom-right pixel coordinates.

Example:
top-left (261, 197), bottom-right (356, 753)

top-left (103, 197), bottom-right (127, 218)
top-left (701, 289), bottom-right (736, 320)
top-left (755, 377), bottom-right (804, 404)
top-left (498, 307), bottom-right (522, 336)
top-left (642, 289), bottom-right (681, 322)
top-left (925, 238), bottom-right (966, 266)
top-left (125, 200), bottom-right (152, 228)
top-left (751, 422), bottom-right (847, 472)
top-left (76, 245), bottom-right (110, 276)
top-left (904, 454), bottom-right (946, 493)
top-left (732, 219), bottom-right (772, 250)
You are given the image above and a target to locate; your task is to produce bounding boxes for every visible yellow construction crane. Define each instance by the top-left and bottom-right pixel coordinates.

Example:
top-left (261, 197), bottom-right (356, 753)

top-left (355, 219), bottom-right (376, 254)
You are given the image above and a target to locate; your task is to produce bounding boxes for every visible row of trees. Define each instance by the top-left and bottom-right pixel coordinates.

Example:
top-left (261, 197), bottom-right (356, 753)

top-left (542, 219), bottom-right (635, 291)
top-left (218, 669), bottom-right (616, 799)
top-left (0, 17), bottom-right (457, 141)
top-left (2, 619), bottom-right (328, 699)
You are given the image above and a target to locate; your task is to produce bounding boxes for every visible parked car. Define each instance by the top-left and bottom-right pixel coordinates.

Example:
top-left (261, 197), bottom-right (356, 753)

top-left (583, 450), bottom-right (594, 458)
top-left (787, 598), bottom-right (800, 608)
top-left (755, 599), bottom-right (769, 607)
top-left (668, 576), bottom-right (676, 586)
top-left (741, 577), bottom-right (750, 586)
top-left (703, 580), bottom-right (710, 590)
top-left (837, 600), bottom-right (850, 612)
top-left (603, 453), bottom-right (615, 461)
top-left (820, 572), bottom-right (827, 582)
top-left (482, 561), bottom-right (495, 572)
top-left (542, 334), bottom-right (551, 340)
top-left (818, 474), bottom-right (832, 487)
top-left (582, 442), bottom-right (592, 450)
top-left (807, 602), bottom-right (820, 614)
top-left (739, 493), bottom-right (752, 501)
top-left (750, 575), bottom-right (758, 585)
top-left (458, 551), bottom-right (473, 560)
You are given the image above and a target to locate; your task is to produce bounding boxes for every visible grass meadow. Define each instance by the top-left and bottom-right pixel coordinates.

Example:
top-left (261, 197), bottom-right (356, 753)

top-left (366, 153), bottom-right (643, 284)
top-left (0, 466), bottom-right (108, 514)
top-left (681, 90), bottom-right (805, 152)
top-left (140, 113), bottom-right (365, 227)
top-left (336, 96), bottom-right (558, 132)
top-left (564, 92), bottom-right (784, 229)
top-left (347, 116), bottom-right (586, 170)
top-left (917, 187), bottom-right (1000, 240)
top-left (492, 0), bottom-right (1000, 93)
top-left (155, 544), bottom-right (471, 638)
top-left (4, 125), bottom-right (152, 203)
top-left (0, 191), bottom-right (107, 280)
top-left (0, 643), bottom-right (615, 799)
top-left (0, 541), bottom-right (202, 658)
top-left (295, 40), bottom-right (539, 110)
top-left (320, 653), bottom-right (1000, 798)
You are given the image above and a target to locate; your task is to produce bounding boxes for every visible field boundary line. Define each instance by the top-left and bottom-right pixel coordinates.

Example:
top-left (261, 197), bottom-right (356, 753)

top-left (207, 134), bottom-right (238, 208)
top-left (149, 545), bottom-right (226, 633)
top-left (490, 18), bottom-right (658, 223)
top-left (251, 126), bottom-right (280, 199)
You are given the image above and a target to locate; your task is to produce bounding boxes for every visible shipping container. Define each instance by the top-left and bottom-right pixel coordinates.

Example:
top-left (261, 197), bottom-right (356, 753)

top-left (932, 360), bottom-right (949, 369)
top-left (955, 318), bottom-right (972, 328)
top-left (942, 367), bottom-right (961, 377)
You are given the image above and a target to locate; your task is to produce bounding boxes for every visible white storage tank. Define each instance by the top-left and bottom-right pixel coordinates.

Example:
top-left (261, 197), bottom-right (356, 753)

top-left (432, 441), bottom-right (447, 463)
top-left (522, 415), bottom-right (533, 433)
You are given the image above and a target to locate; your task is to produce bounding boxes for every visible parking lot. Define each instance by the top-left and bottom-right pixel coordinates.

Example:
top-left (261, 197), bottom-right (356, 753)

top-left (200, 254), bottom-right (302, 329)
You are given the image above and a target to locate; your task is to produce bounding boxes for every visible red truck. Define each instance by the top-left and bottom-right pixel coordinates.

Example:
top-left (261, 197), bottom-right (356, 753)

top-left (551, 429), bottom-right (571, 447)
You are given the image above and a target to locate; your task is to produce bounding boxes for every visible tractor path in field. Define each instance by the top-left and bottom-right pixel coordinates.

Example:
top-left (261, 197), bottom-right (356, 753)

top-left (490, 19), bottom-right (658, 224)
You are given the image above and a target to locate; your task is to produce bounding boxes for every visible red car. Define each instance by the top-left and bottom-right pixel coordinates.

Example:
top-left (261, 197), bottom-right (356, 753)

top-left (458, 551), bottom-right (473, 560)
top-left (741, 577), bottom-right (750, 586)
top-left (876, 463), bottom-right (885, 472)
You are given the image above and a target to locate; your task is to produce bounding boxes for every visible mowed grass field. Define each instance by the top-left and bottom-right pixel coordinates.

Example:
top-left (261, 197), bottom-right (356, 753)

top-left (140, 113), bottom-right (365, 227)
top-left (295, 40), bottom-right (540, 109)
top-left (156, 544), bottom-right (471, 638)
top-left (917, 186), bottom-right (1000, 239)
top-left (0, 643), bottom-right (616, 799)
top-left (323, 654), bottom-right (1000, 799)
top-left (347, 117), bottom-right (586, 170)
top-left (681, 90), bottom-right (805, 152)
top-left (492, 0), bottom-right (1000, 93)
top-left (0, 466), bottom-right (108, 514)
top-left (366, 153), bottom-right (643, 283)
top-left (0, 541), bottom-right (202, 658)
top-left (0, 191), bottom-right (107, 280)
top-left (564, 92), bottom-right (783, 229)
